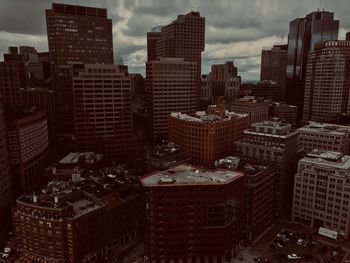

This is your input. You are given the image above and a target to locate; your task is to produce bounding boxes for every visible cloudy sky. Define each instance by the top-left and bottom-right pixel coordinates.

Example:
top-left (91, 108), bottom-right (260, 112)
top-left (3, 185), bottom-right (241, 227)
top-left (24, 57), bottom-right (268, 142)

top-left (0, 0), bottom-right (349, 81)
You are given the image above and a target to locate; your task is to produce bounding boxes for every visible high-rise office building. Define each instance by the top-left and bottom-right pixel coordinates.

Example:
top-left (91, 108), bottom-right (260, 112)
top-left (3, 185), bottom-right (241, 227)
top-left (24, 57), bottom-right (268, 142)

top-left (146, 58), bottom-right (197, 143)
top-left (235, 120), bottom-right (299, 214)
top-left (260, 44), bottom-right (288, 99)
top-left (146, 11), bottom-right (205, 104)
top-left (6, 110), bottom-right (49, 194)
top-left (72, 64), bottom-right (135, 161)
top-left (0, 94), bottom-right (12, 238)
top-left (0, 47), bottom-right (27, 108)
top-left (46, 3), bottom-right (113, 135)
top-left (141, 164), bottom-right (244, 263)
top-left (286, 11), bottom-right (339, 119)
top-left (303, 40), bottom-right (350, 122)
top-left (292, 150), bottom-right (350, 238)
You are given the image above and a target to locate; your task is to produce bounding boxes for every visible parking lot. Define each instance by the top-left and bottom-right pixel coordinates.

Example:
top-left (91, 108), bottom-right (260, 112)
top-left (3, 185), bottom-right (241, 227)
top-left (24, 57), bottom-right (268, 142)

top-left (250, 220), bottom-right (347, 263)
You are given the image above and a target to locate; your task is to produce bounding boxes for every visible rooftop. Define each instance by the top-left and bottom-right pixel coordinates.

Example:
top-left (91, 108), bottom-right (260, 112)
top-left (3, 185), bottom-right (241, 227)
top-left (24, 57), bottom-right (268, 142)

top-left (59, 152), bottom-right (103, 165)
top-left (299, 121), bottom-right (350, 135)
top-left (147, 142), bottom-right (190, 159)
top-left (302, 150), bottom-right (350, 170)
top-left (17, 165), bottom-right (140, 211)
top-left (170, 111), bottom-right (248, 123)
top-left (141, 164), bottom-right (243, 186)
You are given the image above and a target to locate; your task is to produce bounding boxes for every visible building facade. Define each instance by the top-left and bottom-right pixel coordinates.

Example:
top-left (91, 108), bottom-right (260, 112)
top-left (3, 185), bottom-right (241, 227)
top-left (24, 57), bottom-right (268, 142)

top-left (146, 11), bottom-right (205, 104)
top-left (168, 108), bottom-right (250, 166)
top-left (72, 64), bottom-right (135, 161)
top-left (146, 58), bottom-right (197, 143)
top-left (298, 122), bottom-right (350, 154)
top-left (12, 167), bottom-right (143, 263)
top-left (6, 110), bottom-right (49, 194)
top-left (272, 103), bottom-right (298, 125)
top-left (303, 40), bottom-right (350, 122)
top-left (21, 88), bottom-right (56, 141)
top-left (216, 157), bottom-right (275, 243)
top-left (235, 120), bottom-right (299, 214)
top-left (0, 47), bottom-right (27, 108)
top-left (0, 94), bottom-right (12, 238)
top-left (286, 10), bottom-right (339, 119)
top-left (141, 164), bottom-right (244, 263)
top-left (231, 97), bottom-right (269, 124)
top-left (260, 44), bottom-right (288, 100)
top-left (292, 151), bottom-right (350, 238)
top-left (251, 80), bottom-right (282, 101)
top-left (46, 3), bottom-right (114, 135)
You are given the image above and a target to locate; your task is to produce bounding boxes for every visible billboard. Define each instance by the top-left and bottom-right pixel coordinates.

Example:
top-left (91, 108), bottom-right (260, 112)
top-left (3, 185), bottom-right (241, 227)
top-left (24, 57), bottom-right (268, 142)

top-left (318, 227), bottom-right (338, 240)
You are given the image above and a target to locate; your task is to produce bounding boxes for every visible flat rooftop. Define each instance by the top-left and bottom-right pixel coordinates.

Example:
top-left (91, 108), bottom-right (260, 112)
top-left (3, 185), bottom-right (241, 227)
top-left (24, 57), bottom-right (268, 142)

top-left (303, 150), bottom-right (350, 170)
top-left (59, 152), bottom-right (103, 164)
top-left (170, 111), bottom-right (248, 123)
top-left (141, 164), bottom-right (243, 186)
top-left (299, 122), bottom-right (350, 135)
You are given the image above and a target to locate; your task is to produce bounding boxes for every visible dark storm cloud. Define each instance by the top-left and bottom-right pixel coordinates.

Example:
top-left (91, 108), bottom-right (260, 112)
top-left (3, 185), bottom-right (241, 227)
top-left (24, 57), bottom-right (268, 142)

top-left (0, 0), bottom-right (350, 80)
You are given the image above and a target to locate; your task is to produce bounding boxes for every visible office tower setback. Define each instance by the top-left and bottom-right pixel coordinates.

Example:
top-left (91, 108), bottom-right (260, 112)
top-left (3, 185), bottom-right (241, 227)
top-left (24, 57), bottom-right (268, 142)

top-left (0, 95), bottom-right (12, 238)
top-left (72, 64), bottom-right (135, 161)
top-left (292, 150), bottom-right (350, 238)
top-left (146, 11), bottom-right (205, 103)
top-left (146, 58), bottom-right (197, 143)
top-left (298, 122), bottom-right (350, 154)
top-left (6, 110), bottom-right (49, 194)
top-left (12, 167), bottom-right (143, 263)
top-left (168, 107), bottom-right (250, 166)
top-left (231, 96), bottom-right (269, 124)
top-left (236, 120), bottom-right (299, 214)
top-left (141, 164), bottom-right (244, 263)
top-left (46, 3), bottom-right (113, 135)
top-left (286, 10), bottom-right (339, 119)
top-left (0, 47), bottom-right (27, 108)
top-left (260, 44), bottom-right (288, 99)
top-left (303, 40), bottom-right (350, 122)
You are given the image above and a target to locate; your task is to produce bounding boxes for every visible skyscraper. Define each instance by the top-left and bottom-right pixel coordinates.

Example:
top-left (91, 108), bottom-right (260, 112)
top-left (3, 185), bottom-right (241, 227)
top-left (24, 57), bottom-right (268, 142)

top-left (286, 10), bottom-right (339, 119)
top-left (0, 94), bottom-right (12, 238)
top-left (46, 3), bottom-right (113, 135)
top-left (260, 44), bottom-right (288, 100)
top-left (303, 40), bottom-right (350, 122)
top-left (146, 11), bottom-right (205, 104)
top-left (0, 47), bottom-right (27, 108)
top-left (72, 64), bottom-right (135, 161)
top-left (146, 58), bottom-right (197, 143)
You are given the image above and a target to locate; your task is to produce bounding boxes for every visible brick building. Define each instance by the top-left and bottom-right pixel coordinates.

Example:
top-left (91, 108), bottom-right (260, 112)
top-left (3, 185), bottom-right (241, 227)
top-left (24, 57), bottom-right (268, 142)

top-left (168, 107), bottom-right (250, 166)
top-left (216, 157), bottom-right (275, 243)
top-left (12, 166), bottom-right (143, 263)
top-left (231, 96), bottom-right (269, 124)
top-left (141, 164), bottom-right (244, 263)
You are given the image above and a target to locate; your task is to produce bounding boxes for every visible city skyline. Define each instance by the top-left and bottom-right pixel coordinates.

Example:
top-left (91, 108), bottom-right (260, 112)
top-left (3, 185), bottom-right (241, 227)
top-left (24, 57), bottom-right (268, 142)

top-left (1, 0), bottom-right (350, 81)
